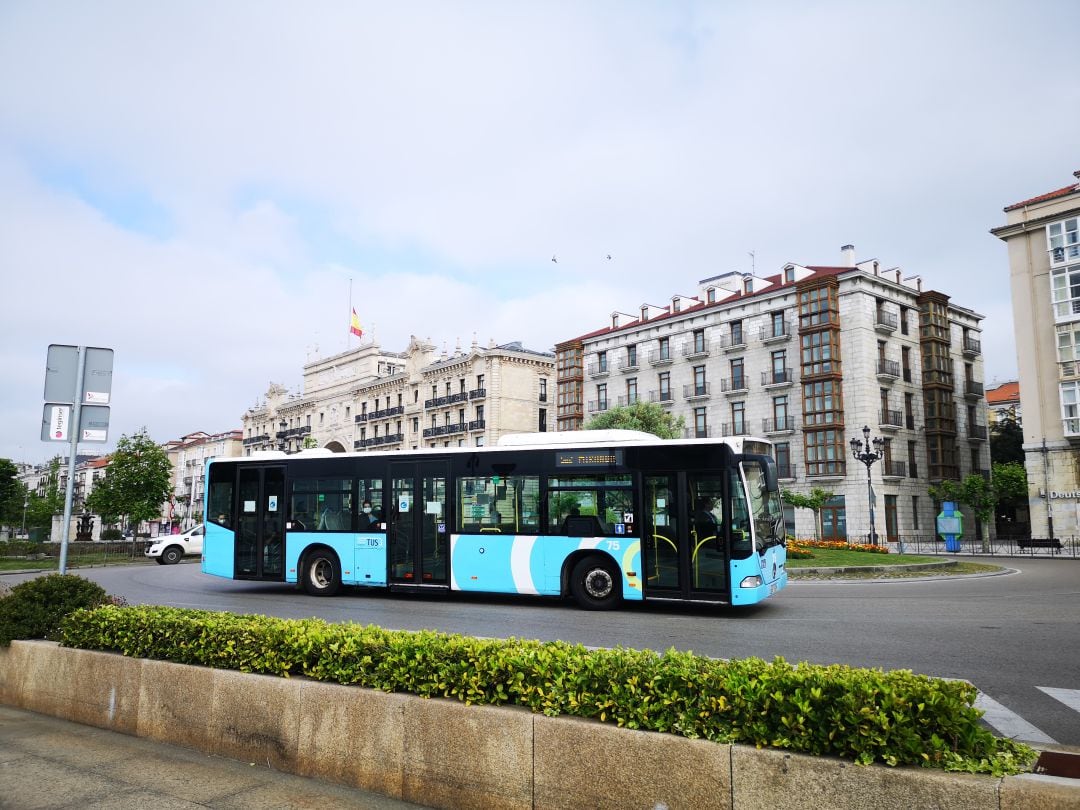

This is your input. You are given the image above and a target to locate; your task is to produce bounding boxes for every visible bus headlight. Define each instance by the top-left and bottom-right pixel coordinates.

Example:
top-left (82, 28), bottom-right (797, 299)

top-left (739, 575), bottom-right (763, 588)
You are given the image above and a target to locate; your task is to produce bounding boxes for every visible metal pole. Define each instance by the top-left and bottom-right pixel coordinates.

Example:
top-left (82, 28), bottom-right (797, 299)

top-left (58, 346), bottom-right (87, 574)
top-left (867, 465), bottom-right (876, 545)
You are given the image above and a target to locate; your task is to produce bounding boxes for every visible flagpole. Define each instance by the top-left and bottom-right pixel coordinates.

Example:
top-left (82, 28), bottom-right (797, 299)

top-left (348, 277), bottom-right (353, 349)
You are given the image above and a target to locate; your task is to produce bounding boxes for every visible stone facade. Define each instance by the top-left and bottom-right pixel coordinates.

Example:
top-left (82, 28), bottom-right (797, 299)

top-left (162, 430), bottom-right (244, 529)
top-left (556, 247), bottom-right (989, 543)
top-left (992, 170), bottom-right (1080, 538)
top-left (242, 336), bottom-right (554, 454)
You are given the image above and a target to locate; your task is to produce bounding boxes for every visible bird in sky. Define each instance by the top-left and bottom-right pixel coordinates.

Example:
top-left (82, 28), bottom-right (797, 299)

top-left (606, 254), bottom-right (612, 260)
top-left (551, 255), bottom-right (557, 263)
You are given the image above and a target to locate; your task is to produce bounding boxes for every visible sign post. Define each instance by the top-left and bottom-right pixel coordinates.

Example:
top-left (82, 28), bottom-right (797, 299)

top-left (41, 345), bottom-right (113, 573)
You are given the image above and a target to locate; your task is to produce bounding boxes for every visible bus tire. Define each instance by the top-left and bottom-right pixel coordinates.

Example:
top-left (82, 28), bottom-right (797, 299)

top-left (161, 546), bottom-right (183, 565)
top-left (570, 556), bottom-right (621, 610)
top-left (302, 549), bottom-right (341, 597)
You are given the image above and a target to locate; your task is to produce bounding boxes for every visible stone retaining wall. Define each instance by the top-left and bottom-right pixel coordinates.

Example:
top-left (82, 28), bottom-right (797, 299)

top-left (1, 641), bottom-right (1076, 809)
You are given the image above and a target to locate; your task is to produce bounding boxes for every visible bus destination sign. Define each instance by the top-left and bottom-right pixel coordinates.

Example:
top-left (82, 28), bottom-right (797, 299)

top-left (555, 449), bottom-right (623, 468)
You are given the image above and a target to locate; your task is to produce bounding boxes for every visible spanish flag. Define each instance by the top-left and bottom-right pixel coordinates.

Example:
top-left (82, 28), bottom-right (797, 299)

top-left (350, 308), bottom-right (363, 338)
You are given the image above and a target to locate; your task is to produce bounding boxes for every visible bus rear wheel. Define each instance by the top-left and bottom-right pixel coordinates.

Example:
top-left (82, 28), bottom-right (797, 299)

top-left (570, 556), bottom-right (621, 610)
top-left (302, 550), bottom-right (341, 596)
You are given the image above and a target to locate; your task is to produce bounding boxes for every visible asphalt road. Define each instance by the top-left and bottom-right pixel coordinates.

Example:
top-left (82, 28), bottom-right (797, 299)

top-left (6, 557), bottom-right (1079, 745)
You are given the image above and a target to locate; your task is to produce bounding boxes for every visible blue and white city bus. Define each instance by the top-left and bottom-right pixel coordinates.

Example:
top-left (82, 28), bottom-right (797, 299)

top-left (202, 430), bottom-right (787, 609)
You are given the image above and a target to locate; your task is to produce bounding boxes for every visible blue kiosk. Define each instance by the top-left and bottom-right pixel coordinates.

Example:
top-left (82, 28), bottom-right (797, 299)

top-left (937, 501), bottom-right (963, 552)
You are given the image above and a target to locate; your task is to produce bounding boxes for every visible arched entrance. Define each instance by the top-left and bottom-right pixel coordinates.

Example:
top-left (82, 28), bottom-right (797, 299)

top-left (324, 441), bottom-right (347, 453)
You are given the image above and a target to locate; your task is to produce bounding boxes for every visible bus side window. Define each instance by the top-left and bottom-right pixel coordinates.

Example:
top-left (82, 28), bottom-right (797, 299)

top-left (729, 468), bottom-right (752, 558)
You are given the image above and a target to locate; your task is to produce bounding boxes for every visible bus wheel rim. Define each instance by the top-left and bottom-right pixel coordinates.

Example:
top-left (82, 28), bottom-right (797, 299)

top-left (584, 569), bottom-right (612, 598)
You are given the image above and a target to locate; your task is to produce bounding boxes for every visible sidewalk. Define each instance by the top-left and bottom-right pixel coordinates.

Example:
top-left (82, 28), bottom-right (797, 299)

top-left (0, 704), bottom-right (423, 809)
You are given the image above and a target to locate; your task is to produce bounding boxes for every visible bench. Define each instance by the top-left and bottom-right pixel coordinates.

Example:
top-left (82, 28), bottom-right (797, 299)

top-left (1017, 537), bottom-right (1064, 551)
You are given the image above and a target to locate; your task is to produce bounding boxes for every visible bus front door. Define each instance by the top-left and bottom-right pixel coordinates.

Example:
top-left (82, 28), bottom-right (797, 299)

top-left (643, 473), bottom-right (728, 601)
top-left (235, 465), bottom-right (285, 581)
top-left (388, 462), bottom-right (449, 588)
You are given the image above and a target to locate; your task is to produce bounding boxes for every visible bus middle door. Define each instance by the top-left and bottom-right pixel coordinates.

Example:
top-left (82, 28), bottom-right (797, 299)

top-left (235, 464), bottom-right (285, 581)
top-left (388, 461), bottom-right (449, 588)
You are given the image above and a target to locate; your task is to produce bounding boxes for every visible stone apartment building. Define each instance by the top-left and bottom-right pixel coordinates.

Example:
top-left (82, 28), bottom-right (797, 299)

top-left (556, 246), bottom-right (990, 543)
top-left (992, 169), bottom-right (1080, 538)
top-left (162, 430), bottom-right (244, 530)
top-left (242, 336), bottom-right (554, 454)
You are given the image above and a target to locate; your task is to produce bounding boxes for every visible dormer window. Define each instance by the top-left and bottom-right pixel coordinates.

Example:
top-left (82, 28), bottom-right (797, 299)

top-left (784, 266), bottom-right (795, 284)
top-left (707, 288), bottom-right (716, 303)
top-left (641, 306), bottom-right (649, 321)
top-left (672, 299), bottom-right (681, 313)
top-left (743, 277), bottom-right (753, 294)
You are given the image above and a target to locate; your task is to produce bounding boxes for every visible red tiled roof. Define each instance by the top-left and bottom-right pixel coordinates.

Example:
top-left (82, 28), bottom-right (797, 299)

top-left (1004, 174), bottom-right (1080, 212)
top-left (560, 264), bottom-right (853, 344)
top-left (986, 380), bottom-right (1020, 405)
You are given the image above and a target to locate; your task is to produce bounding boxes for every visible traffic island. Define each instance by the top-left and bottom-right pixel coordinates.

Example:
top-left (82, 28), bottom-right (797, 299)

top-left (2, 640), bottom-right (1077, 810)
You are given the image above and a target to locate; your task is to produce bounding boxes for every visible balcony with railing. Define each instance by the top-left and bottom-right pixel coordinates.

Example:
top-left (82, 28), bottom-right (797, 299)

top-left (242, 434), bottom-right (270, 446)
top-left (587, 399), bottom-right (610, 414)
top-left (648, 349), bottom-right (674, 366)
top-left (964, 380), bottom-right (984, 399)
top-left (876, 358), bottom-right (900, 381)
top-left (762, 416), bottom-right (796, 435)
top-left (617, 394), bottom-right (640, 407)
top-left (683, 382), bottom-right (711, 401)
top-left (681, 342), bottom-right (712, 359)
top-left (879, 409), bottom-right (903, 430)
top-left (761, 368), bottom-right (793, 388)
top-left (883, 460), bottom-right (907, 478)
top-left (587, 362), bottom-right (610, 378)
top-left (874, 310), bottom-right (898, 332)
top-left (721, 422), bottom-right (751, 437)
top-left (469, 388), bottom-right (487, 400)
top-left (760, 321), bottom-right (792, 343)
top-left (684, 426), bottom-right (713, 438)
top-left (468, 419), bottom-right (486, 432)
top-left (968, 423), bottom-right (988, 441)
top-left (617, 356), bottom-right (639, 372)
top-left (648, 390), bottom-right (675, 405)
top-left (370, 405), bottom-right (405, 420)
top-left (962, 337), bottom-right (982, 356)
top-left (720, 376), bottom-right (749, 395)
top-left (777, 463), bottom-right (797, 480)
top-left (717, 333), bottom-right (747, 352)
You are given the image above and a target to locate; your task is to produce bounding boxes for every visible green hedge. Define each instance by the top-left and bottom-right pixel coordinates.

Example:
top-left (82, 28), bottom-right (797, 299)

top-left (0, 574), bottom-right (111, 646)
top-left (57, 605), bottom-right (1035, 776)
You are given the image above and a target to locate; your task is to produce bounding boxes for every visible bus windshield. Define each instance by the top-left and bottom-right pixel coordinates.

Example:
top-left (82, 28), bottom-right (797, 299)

top-left (741, 459), bottom-right (784, 550)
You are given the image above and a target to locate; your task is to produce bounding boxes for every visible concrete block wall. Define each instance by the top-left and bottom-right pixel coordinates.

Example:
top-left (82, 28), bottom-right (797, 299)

top-left (1, 641), bottom-right (1076, 810)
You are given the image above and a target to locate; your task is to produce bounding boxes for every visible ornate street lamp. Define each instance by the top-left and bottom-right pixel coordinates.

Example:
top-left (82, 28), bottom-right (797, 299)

top-left (850, 425), bottom-right (885, 545)
top-left (278, 419), bottom-right (288, 452)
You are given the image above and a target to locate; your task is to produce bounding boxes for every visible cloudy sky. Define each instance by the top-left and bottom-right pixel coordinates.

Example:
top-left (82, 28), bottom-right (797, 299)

top-left (1, 1), bottom-right (1078, 465)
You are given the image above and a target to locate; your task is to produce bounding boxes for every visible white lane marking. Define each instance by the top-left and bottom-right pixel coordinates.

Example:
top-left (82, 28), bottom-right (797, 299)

top-left (1037, 686), bottom-right (1080, 713)
top-left (974, 691), bottom-right (1057, 744)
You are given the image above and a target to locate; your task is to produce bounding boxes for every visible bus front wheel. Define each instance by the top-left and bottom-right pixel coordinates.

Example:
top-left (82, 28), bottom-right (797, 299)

top-left (570, 556), bottom-right (621, 610)
top-left (302, 550), bottom-right (341, 596)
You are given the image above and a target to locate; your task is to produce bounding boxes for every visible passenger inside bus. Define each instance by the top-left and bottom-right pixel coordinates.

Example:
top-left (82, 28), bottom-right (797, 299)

top-left (694, 496), bottom-right (720, 541)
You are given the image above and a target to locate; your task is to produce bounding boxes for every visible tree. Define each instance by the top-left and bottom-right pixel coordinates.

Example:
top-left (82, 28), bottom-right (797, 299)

top-left (929, 463), bottom-right (1028, 552)
top-left (781, 487), bottom-right (834, 542)
top-left (24, 458), bottom-right (64, 539)
top-left (87, 429), bottom-right (173, 534)
top-left (990, 416), bottom-right (1024, 466)
top-left (584, 402), bottom-right (686, 439)
top-left (0, 458), bottom-right (22, 530)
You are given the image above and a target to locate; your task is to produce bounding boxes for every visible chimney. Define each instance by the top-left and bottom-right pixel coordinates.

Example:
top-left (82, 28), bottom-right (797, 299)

top-left (841, 244), bottom-right (856, 267)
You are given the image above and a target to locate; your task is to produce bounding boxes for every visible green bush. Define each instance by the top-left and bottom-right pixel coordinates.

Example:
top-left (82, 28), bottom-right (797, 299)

top-left (58, 605), bottom-right (1036, 776)
top-left (0, 574), bottom-right (111, 646)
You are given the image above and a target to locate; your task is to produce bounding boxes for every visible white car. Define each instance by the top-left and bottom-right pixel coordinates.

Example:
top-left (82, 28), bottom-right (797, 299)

top-left (145, 524), bottom-right (204, 565)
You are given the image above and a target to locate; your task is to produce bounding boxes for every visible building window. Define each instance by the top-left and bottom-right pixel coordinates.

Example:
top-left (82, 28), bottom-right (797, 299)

top-left (693, 329), bottom-right (706, 354)
top-left (911, 496), bottom-right (920, 531)
top-left (693, 365), bottom-right (706, 396)
top-left (672, 298), bottom-right (681, 313)
top-left (476, 405), bottom-right (485, 422)
top-left (597, 350), bottom-right (608, 373)
top-left (540, 378), bottom-right (548, 400)
top-left (658, 337), bottom-right (670, 361)
top-left (801, 331), bottom-right (838, 376)
top-left (1049, 216), bottom-right (1080, 264)
top-left (731, 401), bottom-right (746, 434)
top-left (1057, 323), bottom-right (1080, 362)
top-left (627, 377), bottom-right (638, 404)
top-left (539, 409), bottom-right (547, 432)
top-left (773, 395), bottom-right (789, 427)
top-left (627, 345), bottom-right (637, 367)
top-left (412, 417), bottom-right (419, 433)
top-left (798, 285), bottom-right (838, 328)
top-left (775, 442), bottom-right (791, 478)
top-left (707, 287), bottom-right (716, 303)
top-left (694, 407), bottom-right (707, 437)
top-left (1062, 380), bottom-right (1080, 435)
top-left (900, 307), bottom-right (909, 335)
top-left (783, 266), bottom-right (795, 284)
top-left (770, 310), bottom-right (786, 338)
top-left (804, 429), bottom-right (845, 476)
top-left (659, 372), bottom-right (671, 401)
top-left (803, 379), bottom-right (843, 426)
top-left (477, 374), bottom-right (485, 389)
top-left (730, 320), bottom-right (744, 345)
top-left (596, 383), bottom-right (608, 410)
